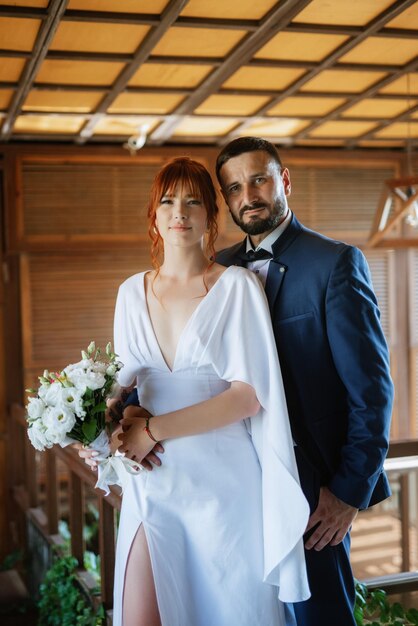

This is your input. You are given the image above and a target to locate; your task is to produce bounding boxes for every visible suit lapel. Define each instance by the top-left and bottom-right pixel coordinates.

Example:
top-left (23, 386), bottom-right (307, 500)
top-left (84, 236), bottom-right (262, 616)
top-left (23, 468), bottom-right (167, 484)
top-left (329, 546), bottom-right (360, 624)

top-left (265, 260), bottom-right (287, 313)
top-left (264, 214), bottom-right (302, 311)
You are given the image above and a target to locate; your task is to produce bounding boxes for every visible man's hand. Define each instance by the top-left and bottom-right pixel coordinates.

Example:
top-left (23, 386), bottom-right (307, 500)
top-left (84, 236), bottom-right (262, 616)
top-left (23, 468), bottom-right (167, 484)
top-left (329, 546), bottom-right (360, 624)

top-left (122, 405), bottom-right (164, 471)
top-left (304, 486), bottom-right (358, 551)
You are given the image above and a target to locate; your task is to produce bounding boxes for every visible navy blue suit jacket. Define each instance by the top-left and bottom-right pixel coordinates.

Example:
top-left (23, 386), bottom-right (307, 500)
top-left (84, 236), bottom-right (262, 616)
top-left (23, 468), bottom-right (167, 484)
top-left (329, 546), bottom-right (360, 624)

top-left (216, 214), bottom-right (393, 510)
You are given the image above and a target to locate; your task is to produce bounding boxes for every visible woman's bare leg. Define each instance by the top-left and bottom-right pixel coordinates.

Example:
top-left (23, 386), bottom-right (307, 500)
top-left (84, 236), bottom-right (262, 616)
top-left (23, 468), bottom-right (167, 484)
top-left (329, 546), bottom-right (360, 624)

top-left (122, 524), bottom-right (161, 626)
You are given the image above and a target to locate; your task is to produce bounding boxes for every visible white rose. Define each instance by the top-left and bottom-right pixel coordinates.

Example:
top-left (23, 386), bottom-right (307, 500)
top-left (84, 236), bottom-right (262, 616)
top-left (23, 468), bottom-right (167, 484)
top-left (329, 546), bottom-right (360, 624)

top-left (43, 405), bottom-right (76, 443)
top-left (60, 386), bottom-right (85, 418)
top-left (27, 396), bottom-right (46, 420)
top-left (40, 381), bottom-right (65, 407)
top-left (27, 419), bottom-right (50, 451)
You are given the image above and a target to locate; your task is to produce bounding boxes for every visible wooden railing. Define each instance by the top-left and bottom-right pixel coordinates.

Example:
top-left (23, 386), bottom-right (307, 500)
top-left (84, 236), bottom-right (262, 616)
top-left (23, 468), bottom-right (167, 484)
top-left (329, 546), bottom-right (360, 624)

top-left (10, 403), bottom-right (121, 623)
top-left (8, 403), bottom-right (418, 621)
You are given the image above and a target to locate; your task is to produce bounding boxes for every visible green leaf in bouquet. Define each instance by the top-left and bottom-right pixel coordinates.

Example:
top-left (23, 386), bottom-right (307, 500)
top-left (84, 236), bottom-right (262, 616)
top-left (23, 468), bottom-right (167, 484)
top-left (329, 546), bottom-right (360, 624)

top-left (91, 401), bottom-right (106, 416)
top-left (82, 419), bottom-right (97, 442)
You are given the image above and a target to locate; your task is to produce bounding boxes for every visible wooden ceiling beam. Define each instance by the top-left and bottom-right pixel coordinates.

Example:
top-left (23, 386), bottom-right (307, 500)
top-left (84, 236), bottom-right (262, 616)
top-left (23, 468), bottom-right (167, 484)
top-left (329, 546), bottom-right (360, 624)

top-left (221, 0), bottom-right (418, 144)
top-left (75, 0), bottom-right (190, 143)
top-left (0, 0), bottom-right (69, 142)
top-left (1, 4), bottom-right (416, 40)
top-left (0, 5), bottom-right (46, 19)
top-left (0, 47), bottom-right (409, 74)
top-left (284, 22), bottom-right (418, 40)
top-left (149, 0), bottom-right (314, 144)
top-left (0, 79), bottom-right (415, 102)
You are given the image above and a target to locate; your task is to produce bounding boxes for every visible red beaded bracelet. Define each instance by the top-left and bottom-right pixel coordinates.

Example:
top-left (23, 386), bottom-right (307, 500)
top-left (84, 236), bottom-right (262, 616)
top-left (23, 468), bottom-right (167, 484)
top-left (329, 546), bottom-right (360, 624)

top-left (143, 416), bottom-right (159, 443)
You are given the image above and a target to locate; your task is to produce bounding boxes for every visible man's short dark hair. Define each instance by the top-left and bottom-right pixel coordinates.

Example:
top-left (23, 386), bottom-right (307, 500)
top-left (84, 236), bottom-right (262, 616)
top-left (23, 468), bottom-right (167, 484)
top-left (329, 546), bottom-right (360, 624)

top-left (216, 137), bottom-right (283, 186)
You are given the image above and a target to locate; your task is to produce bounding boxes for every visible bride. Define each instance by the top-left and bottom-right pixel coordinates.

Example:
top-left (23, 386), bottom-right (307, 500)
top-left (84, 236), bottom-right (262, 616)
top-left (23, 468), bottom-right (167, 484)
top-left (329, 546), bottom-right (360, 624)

top-left (80, 157), bottom-right (309, 626)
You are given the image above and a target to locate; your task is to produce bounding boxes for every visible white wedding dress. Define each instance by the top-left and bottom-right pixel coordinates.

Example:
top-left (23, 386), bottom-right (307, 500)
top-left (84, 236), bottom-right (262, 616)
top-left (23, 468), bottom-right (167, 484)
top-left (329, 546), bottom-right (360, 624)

top-left (113, 265), bottom-right (310, 626)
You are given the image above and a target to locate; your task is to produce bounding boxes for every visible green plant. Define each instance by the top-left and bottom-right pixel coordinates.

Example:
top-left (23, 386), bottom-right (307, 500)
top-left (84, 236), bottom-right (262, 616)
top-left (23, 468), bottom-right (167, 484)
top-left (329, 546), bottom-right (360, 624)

top-left (37, 552), bottom-right (105, 626)
top-left (355, 580), bottom-right (418, 625)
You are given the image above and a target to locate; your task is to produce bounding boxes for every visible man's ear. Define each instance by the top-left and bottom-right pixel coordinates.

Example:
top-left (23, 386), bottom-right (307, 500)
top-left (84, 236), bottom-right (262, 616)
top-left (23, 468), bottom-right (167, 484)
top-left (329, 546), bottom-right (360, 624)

top-left (282, 168), bottom-right (291, 196)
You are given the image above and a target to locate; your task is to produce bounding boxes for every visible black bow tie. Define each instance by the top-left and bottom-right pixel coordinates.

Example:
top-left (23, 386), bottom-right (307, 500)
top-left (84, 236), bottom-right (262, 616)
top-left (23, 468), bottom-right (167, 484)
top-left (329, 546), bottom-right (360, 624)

top-left (239, 248), bottom-right (273, 263)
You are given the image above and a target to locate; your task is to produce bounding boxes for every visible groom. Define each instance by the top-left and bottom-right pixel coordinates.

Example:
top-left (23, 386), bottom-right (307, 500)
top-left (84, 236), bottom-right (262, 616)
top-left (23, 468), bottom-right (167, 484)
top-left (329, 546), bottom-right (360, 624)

top-left (214, 137), bottom-right (393, 625)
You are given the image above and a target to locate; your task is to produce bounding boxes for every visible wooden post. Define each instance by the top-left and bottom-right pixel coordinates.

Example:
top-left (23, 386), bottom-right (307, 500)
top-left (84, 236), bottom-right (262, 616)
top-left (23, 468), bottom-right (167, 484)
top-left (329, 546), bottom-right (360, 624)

top-left (70, 472), bottom-right (84, 566)
top-left (399, 473), bottom-right (410, 572)
top-left (99, 496), bottom-right (115, 609)
top-left (45, 450), bottom-right (58, 535)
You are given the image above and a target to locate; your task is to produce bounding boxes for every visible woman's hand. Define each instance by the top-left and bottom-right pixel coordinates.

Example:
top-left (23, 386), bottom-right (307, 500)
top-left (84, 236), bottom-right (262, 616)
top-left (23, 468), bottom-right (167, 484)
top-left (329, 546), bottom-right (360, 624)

top-left (118, 415), bottom-right (156, 465)
top-left (73, 442), bottom-right (99, 471)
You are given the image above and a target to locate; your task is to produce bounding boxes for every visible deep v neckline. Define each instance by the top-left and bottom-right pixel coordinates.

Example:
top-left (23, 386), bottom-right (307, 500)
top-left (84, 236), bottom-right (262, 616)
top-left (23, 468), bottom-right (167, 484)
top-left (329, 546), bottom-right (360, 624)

top-left (141, 266), bottom-right (232, 373)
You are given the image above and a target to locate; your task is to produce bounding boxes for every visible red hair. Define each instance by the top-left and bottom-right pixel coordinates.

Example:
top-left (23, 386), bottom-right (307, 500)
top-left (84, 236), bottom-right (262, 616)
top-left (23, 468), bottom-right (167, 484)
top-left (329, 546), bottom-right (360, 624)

top-left (148, 157), bottom-right (219, 269)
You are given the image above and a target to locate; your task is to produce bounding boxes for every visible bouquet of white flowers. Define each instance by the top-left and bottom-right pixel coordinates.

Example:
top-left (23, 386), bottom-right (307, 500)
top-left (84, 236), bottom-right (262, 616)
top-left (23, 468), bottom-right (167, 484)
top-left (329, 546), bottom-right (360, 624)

top-left (26, 341), bottom-right (140, 494)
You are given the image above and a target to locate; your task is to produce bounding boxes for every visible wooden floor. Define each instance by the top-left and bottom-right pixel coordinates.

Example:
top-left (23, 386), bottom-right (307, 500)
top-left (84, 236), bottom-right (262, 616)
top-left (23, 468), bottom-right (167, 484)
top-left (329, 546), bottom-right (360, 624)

top-left (351, 510), bottom-right (418, 579)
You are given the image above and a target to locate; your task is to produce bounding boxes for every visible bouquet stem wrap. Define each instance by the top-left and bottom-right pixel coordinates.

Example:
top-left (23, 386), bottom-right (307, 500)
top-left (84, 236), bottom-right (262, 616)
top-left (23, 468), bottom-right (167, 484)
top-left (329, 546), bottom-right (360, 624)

top-left (90, 431), bottom-right (143, 495)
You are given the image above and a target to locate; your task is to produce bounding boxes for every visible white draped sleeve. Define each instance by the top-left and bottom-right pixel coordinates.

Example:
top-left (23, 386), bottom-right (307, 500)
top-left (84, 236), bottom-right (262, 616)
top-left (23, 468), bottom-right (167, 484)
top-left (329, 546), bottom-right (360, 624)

top-left (209, 267), bottom-right (310, 602)
top-left (113, 274), bottom-right (144, 388)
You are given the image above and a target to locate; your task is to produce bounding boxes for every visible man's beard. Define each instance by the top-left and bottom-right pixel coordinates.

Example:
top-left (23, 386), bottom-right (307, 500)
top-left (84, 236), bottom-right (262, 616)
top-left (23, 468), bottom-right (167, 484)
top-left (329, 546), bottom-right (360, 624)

top-left (230, 200), bottom-right (286, 235)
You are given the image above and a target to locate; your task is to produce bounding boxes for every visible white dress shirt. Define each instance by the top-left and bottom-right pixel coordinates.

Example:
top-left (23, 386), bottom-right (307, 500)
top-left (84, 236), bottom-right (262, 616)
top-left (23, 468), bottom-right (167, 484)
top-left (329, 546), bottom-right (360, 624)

top-left (245, 210), bottom-right (292, 286)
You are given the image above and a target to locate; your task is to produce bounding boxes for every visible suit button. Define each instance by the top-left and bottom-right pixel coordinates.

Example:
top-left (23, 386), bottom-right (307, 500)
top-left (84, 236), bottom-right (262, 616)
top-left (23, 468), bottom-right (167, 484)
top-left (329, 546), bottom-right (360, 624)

top-left (279, 267), bottom-right (285, 273)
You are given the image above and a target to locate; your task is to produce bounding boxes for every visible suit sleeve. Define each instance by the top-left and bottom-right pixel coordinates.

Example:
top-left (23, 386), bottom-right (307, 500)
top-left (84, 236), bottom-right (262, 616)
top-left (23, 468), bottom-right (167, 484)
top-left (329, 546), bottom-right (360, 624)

top-left (326, 246), bottom-right (393, 509)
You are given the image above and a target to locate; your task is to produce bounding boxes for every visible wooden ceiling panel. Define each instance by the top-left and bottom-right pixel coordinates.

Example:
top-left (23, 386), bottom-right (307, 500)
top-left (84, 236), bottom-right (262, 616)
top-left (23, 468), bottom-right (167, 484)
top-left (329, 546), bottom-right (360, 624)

top-left (151, 27), bottom-right (247, 58)
top-left (300, 69), bottom-right (387, 93)
top-left (109, 93), bottom-right (185, 114)
top-left (180, 0), bottom-right (277, 20)
top-left (0, 17), bottom-right (41, 51)
top-left (0, 89), bottom-right (13, 109)
top-left (341, 98), bottom-right (416, 119)
top-left (340, 37), bottom-right (418, 66)
top-left (50, 22), bottom-right (150, 54)
top-left (244, 118), bottom-right (311, 137)
top-left (308, 120), bottom-right (379, 137)
top-left (267, 96), bottom-right (346, 117)
top-left (67, 0), bottom-right (169, 12)
top-left (36, 60), bottom-right (126, 85)
top-left (22, 90), bottom-right (104, 113)
top-left (379, 73), bottom-right (418, 95)
top-left (128, 63), bottom-right (213, 88)
top-left (255, 32), bottom-right (348, 62)
top-left (292, 0), bottom-right (395, 26)
top-left (14, 114), bottom-right (86, 134)
top-left (92, 116), bottom-right (159, 135)
top-left (375, 122), bottom-right (418, 138)
top-left (194, 94), bottom-right (271, 116)
top-left (385, 3), bottom-right (418, 28)
top-left (0, 58), bottom-right (25, 82)
top-left (223, 67), bottom-right (306, 91)
top-left (173, 116), bottom-right (239, 136)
